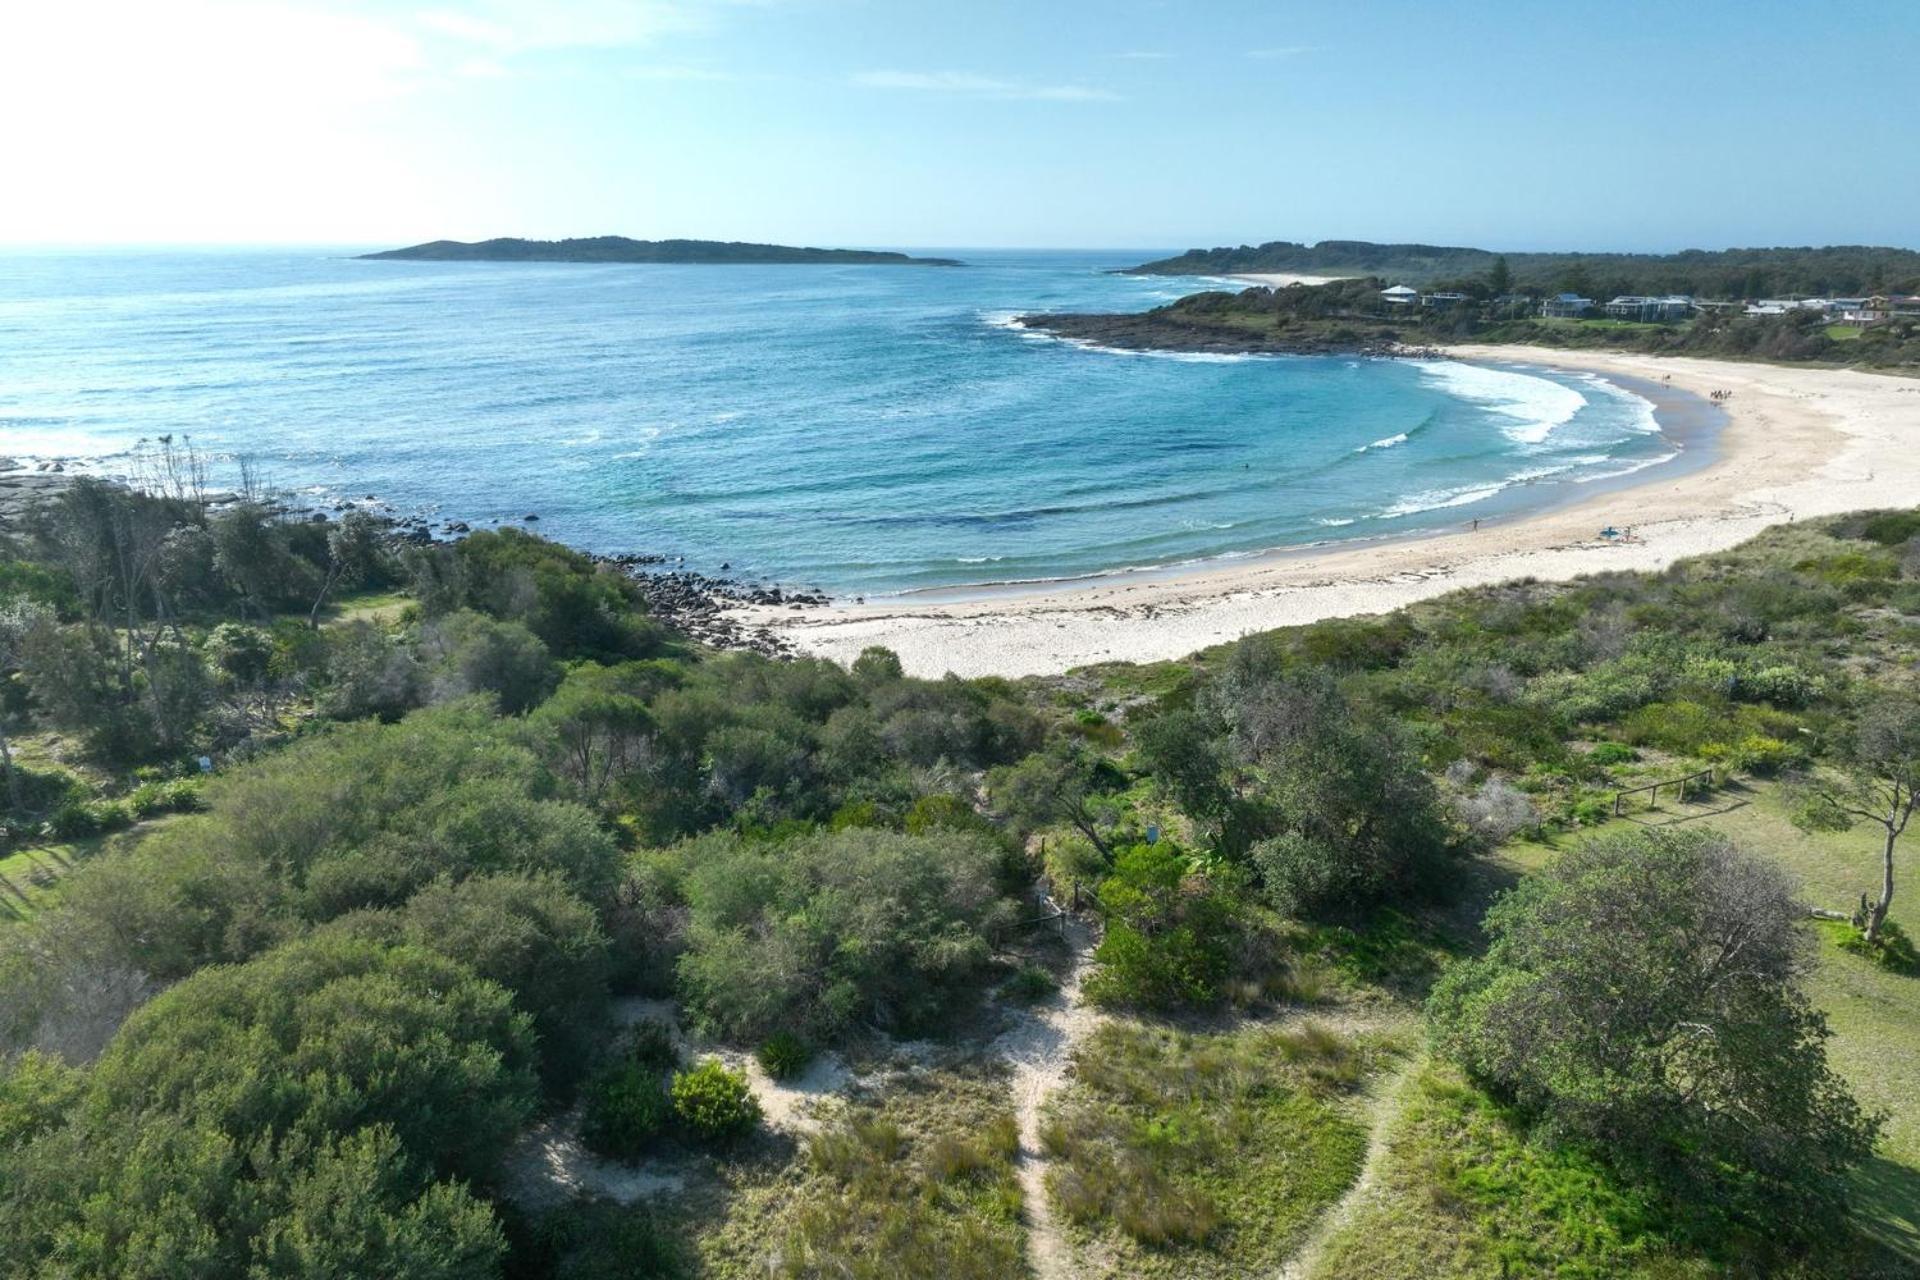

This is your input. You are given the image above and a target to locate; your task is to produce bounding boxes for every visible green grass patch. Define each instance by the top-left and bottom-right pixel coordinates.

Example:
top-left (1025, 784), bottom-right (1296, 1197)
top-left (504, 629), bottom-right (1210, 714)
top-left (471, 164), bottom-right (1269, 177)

top-left (1826, 324), bottom-right (1864, 341)
top-left (1311, 1063), bottom-right (1900, 1279)
top-left (1043, 1019), bottom-right (1383, 1276)
top-left (690, 1066), bottom-right (1026, 1280)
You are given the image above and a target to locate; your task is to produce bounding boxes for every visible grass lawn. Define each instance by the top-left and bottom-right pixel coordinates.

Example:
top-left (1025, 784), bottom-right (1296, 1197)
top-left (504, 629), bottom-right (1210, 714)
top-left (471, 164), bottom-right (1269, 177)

top-left (0, 815), bottom-right (182, 924)
top-left (1307, 782), bottom-right (1920, 1277)
top-left (317, 587), bottom-right (412, 627)
top-left (1827, 324), bottom-right (1865, 341)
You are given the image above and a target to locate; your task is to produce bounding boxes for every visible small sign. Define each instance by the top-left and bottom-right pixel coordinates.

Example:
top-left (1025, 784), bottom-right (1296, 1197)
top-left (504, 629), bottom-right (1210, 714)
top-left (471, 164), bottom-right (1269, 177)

top-left (197, 756), bottom-right (214, 773)
top-left (1145, 824), bottom-right (1160, 845)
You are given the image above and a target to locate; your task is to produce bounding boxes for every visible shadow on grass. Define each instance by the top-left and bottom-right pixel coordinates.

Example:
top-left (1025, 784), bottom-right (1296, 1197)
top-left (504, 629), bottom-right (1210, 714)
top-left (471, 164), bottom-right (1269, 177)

top-left (1851, 1155), bottom-right (1920, 1267)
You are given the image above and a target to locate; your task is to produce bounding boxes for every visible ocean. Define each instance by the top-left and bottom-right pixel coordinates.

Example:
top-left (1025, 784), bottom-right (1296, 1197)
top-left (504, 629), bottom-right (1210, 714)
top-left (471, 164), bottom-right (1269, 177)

top-left (0, 247), bottom-right (1688, 595)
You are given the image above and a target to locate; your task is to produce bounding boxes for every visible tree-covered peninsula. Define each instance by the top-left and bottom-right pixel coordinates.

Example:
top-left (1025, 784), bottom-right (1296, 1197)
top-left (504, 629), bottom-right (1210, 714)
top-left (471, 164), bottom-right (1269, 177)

top-left (359, 236), bottom-right (962, 266)
top-left (1129, 240), bottom-right (1920, 298)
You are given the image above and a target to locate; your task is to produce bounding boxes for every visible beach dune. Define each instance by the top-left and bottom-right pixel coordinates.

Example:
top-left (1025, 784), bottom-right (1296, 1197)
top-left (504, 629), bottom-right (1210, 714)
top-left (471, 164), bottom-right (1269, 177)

top-left (732, 347), bottom-right (1920, 677)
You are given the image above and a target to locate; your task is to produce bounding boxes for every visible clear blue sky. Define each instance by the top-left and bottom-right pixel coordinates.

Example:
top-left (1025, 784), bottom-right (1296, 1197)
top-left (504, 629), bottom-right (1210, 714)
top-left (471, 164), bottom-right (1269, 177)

top-left (5, 0), bottom-right (1915, 249)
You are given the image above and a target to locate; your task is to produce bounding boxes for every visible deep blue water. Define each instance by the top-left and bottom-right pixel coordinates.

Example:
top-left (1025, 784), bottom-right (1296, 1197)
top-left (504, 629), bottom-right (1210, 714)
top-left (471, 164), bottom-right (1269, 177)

top-left (0, 248), bottom-right (1680, 594)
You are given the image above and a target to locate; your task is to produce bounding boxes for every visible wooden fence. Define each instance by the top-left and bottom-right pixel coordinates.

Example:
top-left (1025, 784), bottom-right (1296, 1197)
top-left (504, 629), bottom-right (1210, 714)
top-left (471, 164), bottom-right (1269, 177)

top-left (1613, 768), bottom-right (1717, 816)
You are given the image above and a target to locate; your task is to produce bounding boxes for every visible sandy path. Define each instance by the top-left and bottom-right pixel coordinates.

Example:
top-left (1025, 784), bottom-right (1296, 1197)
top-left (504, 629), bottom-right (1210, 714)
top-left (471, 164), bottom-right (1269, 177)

top-left (734, 351), bottom-right (1920, 677)
top-left (991, 914), bottom-right (1101, 1280)
top-left (1277, 1053), bottom-right (1421, 1280)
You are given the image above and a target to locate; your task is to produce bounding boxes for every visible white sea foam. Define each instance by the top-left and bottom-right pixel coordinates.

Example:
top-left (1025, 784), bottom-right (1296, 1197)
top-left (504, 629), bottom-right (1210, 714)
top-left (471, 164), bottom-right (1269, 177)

top-left (1355, 432), bottom-right (1409, 453)
top-left (1314, 516), bottom-right (1358, 527)
top-left (1412, 360), bottom-right (1588, 445)
top-left (1573, 450), bottom-right (1680, 483)
top-left (981, 309), bottom-right (1269, 363)
top-left (1380, 482), bottom-right (1509, 518)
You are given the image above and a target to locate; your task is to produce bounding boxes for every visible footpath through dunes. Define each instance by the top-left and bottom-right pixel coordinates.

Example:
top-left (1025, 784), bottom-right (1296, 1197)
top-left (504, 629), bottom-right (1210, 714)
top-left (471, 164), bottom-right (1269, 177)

top-left (990, 912), bottom-right (1104, 1280)
top-left (733, 351), bottom-right (1920, 677)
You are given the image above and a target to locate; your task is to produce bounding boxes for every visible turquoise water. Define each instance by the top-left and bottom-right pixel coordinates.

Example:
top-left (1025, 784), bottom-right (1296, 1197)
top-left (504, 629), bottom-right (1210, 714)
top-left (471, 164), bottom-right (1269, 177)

top-left (0, 248), bottom-right (1682, 594)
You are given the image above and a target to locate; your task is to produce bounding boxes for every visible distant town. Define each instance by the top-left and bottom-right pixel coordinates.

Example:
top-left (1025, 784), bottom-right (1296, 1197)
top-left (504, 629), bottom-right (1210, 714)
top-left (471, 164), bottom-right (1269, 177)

top-left (1380, 283), bottom-right (1920, 325)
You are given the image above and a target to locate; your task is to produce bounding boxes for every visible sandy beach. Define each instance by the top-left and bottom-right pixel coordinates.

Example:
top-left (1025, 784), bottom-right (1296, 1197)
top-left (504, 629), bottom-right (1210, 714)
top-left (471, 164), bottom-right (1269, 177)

top-left (732, 348), bottom-right (1920, 677)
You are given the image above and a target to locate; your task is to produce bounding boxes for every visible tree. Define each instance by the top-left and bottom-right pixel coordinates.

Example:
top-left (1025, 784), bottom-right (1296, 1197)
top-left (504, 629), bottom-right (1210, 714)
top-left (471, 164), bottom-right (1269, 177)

top-left (1796, 701), bottom-right (1920, 944)
top-left (1429, 828), bottom-right (1879, 1216)
top-left (527, 664), bottom-right (657, 804)
top-left (421, 609), bottom-right (557, 715)
top-left (1487, 254), bottom-right (1513, 295)
top-left (0, 598), bottom-right (52, 809)
top-left (987, 742), bottom-right (1124, 858)
top-left (307, 511), bottom-right (385, 627)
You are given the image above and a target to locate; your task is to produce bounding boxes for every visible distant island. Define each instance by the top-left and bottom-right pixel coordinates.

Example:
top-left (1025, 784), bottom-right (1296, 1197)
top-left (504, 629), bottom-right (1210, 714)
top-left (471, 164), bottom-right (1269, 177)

top-left (359, 236), bottom-right (962, 266)
top-left (1128, 240), bottom-right (1920, 297)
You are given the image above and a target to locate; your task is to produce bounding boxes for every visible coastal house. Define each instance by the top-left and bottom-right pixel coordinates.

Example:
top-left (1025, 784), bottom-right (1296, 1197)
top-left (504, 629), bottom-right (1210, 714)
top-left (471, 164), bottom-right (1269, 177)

top-left (1602, 295), bottom-right (1694, 322)
top-left (1380, 284), bottom-right (1418, 306)
top-left (1541, 292), bottom-right (1593, 319)
top-left (1421, 291), bottom-right (1469, 308)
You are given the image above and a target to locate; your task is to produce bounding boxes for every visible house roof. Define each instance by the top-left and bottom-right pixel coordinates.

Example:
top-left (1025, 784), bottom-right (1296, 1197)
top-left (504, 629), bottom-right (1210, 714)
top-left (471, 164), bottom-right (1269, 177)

top-left (1380, 285), bottom-right (1418, 296)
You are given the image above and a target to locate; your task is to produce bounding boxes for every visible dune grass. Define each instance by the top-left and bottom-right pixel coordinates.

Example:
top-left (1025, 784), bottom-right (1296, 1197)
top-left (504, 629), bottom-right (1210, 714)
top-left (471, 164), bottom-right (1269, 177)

top-left (691, 1065), bottom-right (1027, 1280)
top-left (1041, 1018), bottom-right (1391, 1277)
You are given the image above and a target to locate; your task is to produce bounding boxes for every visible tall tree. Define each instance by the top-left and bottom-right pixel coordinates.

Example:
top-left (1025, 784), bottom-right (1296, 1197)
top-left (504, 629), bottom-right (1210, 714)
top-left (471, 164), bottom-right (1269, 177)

top-left (1487, 254), bottom-right (1512, 295)
top-left (1798, 702), bottom-right (1920, 944)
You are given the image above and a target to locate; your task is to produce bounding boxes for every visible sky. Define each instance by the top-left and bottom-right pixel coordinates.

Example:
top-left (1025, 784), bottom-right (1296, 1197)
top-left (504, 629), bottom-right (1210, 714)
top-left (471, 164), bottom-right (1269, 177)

top-left (3, 0), bottom-right (1916, 250)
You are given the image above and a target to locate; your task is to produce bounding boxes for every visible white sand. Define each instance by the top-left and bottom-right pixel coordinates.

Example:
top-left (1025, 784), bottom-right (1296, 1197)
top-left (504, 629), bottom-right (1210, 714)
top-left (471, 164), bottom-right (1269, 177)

top-left (733, 349), bottom-right (1920, 678)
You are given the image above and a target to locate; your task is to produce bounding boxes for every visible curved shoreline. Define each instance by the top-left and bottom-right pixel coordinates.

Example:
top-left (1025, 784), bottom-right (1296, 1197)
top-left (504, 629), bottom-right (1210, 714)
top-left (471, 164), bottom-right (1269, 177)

top-left (730, 348), bottom-right (1920, 677)
top-left (880, 363), bottom-right (1721, 607)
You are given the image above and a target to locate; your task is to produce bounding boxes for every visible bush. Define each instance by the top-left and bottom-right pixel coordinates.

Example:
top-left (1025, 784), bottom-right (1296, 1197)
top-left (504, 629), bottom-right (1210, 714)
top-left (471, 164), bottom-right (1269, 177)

top-left (581, 1060), bottom-right (673, 1161)
top-left (670, 1059), bottom-right (759, 1144)
top-left (1587, 741), bottom-right (1636, 765)
top-left (665, 827), bottom-right (1012, 1043)
top-left (1084, 844), bottom-right (1241, 1010)
top-left (1000, 965), bottom-right (1057, 1004)
top-left (1429, 827), bottom-right (1879, 1219)
top-left (126, 777), bottom-right (203, 818)
top-left (756, 1030), bottom-right (812, 1080)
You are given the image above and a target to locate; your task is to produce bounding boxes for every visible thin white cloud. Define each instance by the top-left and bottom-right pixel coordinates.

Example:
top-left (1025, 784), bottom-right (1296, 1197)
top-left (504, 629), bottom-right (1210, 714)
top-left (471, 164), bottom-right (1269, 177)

top-left (1247, 45), bottom-right (1315, 59)
top-left (853, 70), bottom-right (1119, 101)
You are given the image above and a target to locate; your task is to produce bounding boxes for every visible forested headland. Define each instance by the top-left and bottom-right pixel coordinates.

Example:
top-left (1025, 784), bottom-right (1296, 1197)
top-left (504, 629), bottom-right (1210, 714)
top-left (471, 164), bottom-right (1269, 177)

top-left (3, 459), bottom-right (1919, 1277)
top-left (1130, 240), bottom-right (1920, 299)
top-left (1023, 275), bottom-right (1920, 369)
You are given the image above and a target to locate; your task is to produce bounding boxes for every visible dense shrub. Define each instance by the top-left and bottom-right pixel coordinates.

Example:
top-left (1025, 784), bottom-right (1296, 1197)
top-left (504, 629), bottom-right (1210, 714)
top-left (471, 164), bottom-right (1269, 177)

top-left (0, 934), bottom-right (533, 1278)
top-left (1084, 844), bottom-right (1243, 1010)
top-left (47, 703), bottom-right (619, 979)
top-left (656, 827), bottom-right (1012, 1043)
top-left (670, 1059), bottom-right (759, 1144)
top-left (1429, 828), bottom-right (1878, 1219)
top-left (581, 1060), bottom-right (674, 1160)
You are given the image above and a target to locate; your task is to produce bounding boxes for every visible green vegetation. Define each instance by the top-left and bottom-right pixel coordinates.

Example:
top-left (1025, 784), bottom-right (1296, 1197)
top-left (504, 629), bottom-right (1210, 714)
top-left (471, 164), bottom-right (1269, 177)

top-left (1130, 238), bottom-right (1920, 298)
top-left (5, 462), bottom-right (1920, 1276)
top-left (1431, 828), bottom-right (1878, 1224)
top-left (1043, 1020), bottom-right (1383, 1274)
top-left (670, 1059), bottom-right (761, 1144)
top-left (360, 236), bottom-right (963, 267)
top-left (1050, 274), bottom-right (1920, 369)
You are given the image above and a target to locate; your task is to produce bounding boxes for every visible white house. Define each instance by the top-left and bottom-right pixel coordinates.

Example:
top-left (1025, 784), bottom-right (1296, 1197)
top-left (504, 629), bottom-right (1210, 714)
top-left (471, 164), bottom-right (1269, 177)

top-left (1602, 295), bottom-right (1694, 322)
top-left (1541, 292), bottom-right (1593, 319)
top-left (1380, 284), bottom-right (1418, 306)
